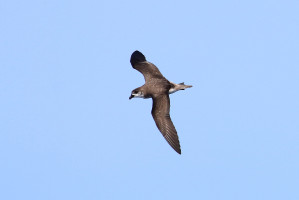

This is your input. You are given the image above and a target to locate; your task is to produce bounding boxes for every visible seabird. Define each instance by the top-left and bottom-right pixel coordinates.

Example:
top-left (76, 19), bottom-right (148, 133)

top-left (129, 50), bottom-right (192, 154)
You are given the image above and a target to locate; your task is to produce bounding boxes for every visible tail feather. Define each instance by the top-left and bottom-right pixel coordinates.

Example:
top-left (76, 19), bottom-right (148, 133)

top-left (169, 81), bottom-right (192, 94)
top-left (178, 82), bottom-right (192, 89)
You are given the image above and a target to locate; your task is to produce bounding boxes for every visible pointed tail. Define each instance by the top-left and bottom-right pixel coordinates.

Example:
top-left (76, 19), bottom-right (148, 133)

top-left (178, 82), bottom-right (192, 90)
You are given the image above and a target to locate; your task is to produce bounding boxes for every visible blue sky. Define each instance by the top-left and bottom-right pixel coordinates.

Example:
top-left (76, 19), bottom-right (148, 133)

top-left (0, 0), bottom-right (298, 199)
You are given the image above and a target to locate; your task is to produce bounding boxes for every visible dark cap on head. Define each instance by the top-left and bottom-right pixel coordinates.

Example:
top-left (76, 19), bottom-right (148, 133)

top-left (130, 50), bottom-right (146, 66)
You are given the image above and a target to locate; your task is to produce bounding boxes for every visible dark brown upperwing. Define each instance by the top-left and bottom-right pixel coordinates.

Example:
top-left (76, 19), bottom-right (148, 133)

top-left (132, 62), bottom-right (165, 83)
top-left (151, 94), bottom-right (181, 154)
top-left (130, 51), bottom-right (165, 82)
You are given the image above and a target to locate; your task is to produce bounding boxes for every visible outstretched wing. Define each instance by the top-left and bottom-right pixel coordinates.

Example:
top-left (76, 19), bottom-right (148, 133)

top-left (151, 94), bottom-right (181, 154)
top-left (133, 62), bottom-right (165, 83)
top-left (130, 51), bottom-right (164, 83)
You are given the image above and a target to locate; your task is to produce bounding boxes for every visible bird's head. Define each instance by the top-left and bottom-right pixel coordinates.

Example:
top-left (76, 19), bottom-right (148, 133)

top-left (129, 89), bottom-right (144, 99)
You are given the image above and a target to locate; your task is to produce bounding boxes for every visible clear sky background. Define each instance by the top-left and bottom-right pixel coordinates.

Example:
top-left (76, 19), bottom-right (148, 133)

top-left (0, 0), bottom-right (298, 199)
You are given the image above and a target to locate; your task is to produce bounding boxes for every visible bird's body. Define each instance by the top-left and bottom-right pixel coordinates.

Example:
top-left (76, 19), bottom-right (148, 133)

top-left (129, 51), bottom-right (192, 154)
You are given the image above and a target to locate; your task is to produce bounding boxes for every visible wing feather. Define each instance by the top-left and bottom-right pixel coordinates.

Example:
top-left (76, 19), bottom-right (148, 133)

top-left (151, 94), bottom-right (181, 154)
top-left (132, 62), bottom-right (164, 83)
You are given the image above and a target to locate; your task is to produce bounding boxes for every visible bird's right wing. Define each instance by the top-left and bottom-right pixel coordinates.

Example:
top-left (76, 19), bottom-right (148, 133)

top-left (151, 94), bottom-right (181, 154)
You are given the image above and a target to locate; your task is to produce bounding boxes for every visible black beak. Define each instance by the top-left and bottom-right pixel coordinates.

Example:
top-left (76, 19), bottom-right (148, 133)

top-left (129, 95), bottom-right (134, 100)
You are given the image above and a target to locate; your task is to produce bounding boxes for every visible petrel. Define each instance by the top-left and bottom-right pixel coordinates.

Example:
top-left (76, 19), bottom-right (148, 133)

top-left (129, 50), bottom-right (192, 154)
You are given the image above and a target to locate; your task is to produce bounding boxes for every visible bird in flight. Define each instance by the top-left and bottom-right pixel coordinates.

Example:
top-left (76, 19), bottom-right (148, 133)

top-left (129, 50), bottom-right (192, 154)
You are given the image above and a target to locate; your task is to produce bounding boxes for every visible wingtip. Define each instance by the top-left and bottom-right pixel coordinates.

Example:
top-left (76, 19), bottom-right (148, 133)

top-left (130, 50), bottom-right (146, 66)
top-left (177, 149), bottom-right (182, 155)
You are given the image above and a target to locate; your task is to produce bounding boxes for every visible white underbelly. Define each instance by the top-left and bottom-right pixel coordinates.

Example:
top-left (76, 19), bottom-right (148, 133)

top-left (169, 88), bottom-right (179, 94)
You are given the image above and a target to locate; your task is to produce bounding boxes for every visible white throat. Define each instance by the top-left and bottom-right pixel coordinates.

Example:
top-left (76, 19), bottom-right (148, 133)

top-left (133, 93), bottom-right (145, 98)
